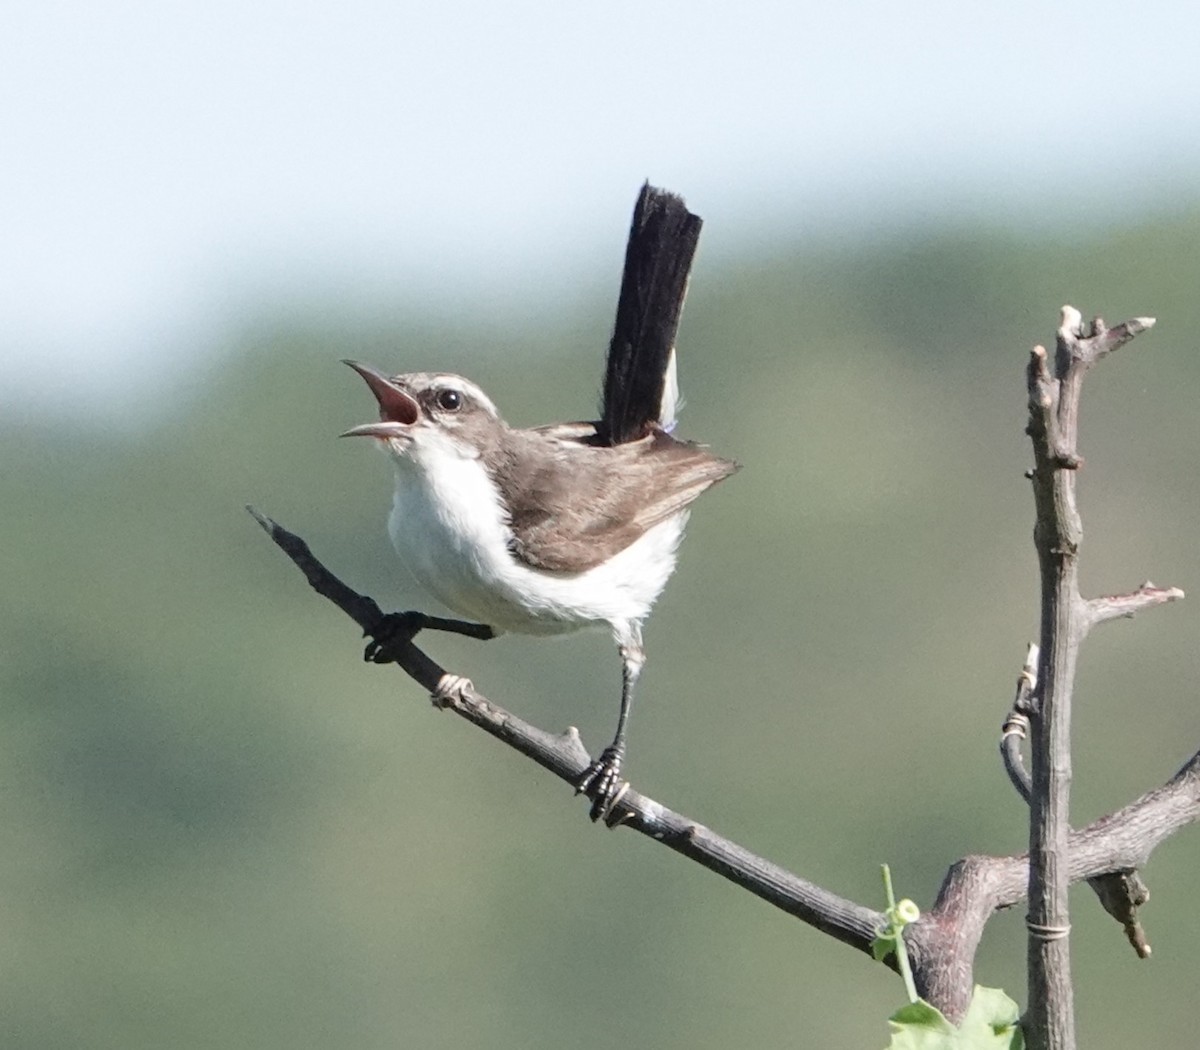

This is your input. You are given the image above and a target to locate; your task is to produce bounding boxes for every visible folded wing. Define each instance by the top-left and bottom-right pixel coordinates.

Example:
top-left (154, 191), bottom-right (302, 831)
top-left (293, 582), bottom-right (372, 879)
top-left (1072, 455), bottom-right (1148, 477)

top-left (494, 425), bottom-right (737, 573)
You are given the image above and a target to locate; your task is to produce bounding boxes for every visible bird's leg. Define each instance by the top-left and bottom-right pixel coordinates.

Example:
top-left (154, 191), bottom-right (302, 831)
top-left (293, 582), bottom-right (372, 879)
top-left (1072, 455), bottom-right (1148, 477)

top-left (363, 611), bottom-right (495, 664)
top-left (578, 631), bottom-right (644, 824)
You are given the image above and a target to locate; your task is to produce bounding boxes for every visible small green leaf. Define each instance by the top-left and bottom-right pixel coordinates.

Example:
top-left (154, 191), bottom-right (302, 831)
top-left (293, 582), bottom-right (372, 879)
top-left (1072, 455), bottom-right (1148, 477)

top-left (885, 1000), bottom-right (956, 1049)
top-left (883, 987), bottom-right (1023, 1050)
top-left (872, 935), bottom-right (896, 962)
top-left (958, 986), bottom-right (1023, 1048)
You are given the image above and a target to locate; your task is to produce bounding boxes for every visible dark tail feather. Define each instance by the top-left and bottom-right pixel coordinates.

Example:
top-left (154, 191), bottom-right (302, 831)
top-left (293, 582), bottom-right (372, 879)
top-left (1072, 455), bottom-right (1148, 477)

top-left (599, 183), bottom-right (703, 446)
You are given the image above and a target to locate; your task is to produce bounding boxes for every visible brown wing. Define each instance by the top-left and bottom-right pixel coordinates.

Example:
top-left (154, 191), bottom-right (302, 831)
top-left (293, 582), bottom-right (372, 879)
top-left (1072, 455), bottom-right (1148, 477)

top-left (490, 424), bottom-right (737, 574)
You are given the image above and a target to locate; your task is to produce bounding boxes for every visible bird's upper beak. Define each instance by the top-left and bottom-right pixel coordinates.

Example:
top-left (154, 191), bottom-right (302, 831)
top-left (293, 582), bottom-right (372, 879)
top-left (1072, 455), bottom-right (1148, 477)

top-left (340, 360), bottom-right (421, 438)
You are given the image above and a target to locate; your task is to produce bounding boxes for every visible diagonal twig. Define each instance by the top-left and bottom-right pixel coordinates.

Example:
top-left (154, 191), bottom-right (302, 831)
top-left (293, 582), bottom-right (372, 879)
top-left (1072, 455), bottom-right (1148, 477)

top-left (247, 505), bottom-right (887, 954)
top-left (251, 503), bottom-right (1200, 1023)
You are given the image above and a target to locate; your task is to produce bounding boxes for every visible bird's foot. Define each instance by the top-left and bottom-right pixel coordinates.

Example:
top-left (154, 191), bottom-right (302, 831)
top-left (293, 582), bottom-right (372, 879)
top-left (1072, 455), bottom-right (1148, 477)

top-left (362, 611), bottom-right (423, 664)
top-left (432, 673), bottom-right (474, 710)
top-left (576, 746), bottom-right (631, 825)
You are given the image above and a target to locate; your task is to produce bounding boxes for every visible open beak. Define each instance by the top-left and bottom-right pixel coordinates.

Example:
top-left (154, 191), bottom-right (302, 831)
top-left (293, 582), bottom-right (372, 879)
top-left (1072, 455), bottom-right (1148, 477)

top-left (340, 360), bottom-right (421, 438)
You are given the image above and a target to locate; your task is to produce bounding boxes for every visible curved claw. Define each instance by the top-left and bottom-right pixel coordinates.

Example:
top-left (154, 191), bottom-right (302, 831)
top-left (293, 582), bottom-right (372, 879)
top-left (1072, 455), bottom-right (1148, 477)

top-left (576, 746), bottom-right (629, 824)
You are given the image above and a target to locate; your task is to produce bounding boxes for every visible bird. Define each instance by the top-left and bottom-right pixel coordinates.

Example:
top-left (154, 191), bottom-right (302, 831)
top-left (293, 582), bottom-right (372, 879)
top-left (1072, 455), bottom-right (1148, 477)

top-left (341, 185), bottom-right (737, 821)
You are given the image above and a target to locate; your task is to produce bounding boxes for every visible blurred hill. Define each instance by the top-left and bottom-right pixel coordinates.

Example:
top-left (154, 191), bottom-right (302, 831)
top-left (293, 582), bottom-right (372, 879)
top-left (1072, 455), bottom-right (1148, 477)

top-left (2, 211), bottom-right (1199, 1049)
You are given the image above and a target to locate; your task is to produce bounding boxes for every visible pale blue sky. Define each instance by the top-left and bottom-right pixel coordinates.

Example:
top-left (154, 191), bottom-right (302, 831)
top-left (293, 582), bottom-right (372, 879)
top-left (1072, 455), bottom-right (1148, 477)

top-left (4, 1), bottom-right (1198, 412)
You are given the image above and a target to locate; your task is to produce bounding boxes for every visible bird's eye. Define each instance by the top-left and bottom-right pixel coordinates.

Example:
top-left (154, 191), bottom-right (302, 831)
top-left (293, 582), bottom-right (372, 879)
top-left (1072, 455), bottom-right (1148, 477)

top-left (436, 388), bottom-right (462, 412)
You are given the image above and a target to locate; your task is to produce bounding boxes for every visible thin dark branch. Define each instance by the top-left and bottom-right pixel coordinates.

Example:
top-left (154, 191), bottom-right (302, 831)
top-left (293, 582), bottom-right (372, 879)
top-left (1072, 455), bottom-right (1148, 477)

top-left (246, 505), bottom-right (385, 634)
top-left (251, 505), bottom-right (1200, 1024)
top-left (1024, 323), bottom-right (1087, 1049)
top-left (247, 506), bottom-right (886, 955)
top-left (1020, 306), bottom-right (1174, 1050)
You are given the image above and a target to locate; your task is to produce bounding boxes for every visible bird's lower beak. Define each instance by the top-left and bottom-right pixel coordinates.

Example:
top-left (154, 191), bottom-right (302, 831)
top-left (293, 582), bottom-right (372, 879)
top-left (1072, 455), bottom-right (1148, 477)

top-left (341, 360), bottom-right (420, 438)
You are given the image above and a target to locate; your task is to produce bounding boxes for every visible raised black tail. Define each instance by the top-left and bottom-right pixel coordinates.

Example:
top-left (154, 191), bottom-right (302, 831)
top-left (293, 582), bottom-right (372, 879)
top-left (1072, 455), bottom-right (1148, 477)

top-left (598, 183), bottom-right (703, 446)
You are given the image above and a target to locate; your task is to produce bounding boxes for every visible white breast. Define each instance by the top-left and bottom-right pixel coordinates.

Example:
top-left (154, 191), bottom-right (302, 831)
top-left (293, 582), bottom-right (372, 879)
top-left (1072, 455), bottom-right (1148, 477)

top-left (385, 429), bottom-right (684, 639)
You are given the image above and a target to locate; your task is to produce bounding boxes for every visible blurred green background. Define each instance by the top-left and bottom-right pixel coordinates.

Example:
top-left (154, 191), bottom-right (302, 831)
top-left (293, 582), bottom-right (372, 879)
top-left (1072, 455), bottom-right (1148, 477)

top-left (7, 1), bottom-right (1200, 1045)
top-left (3, 210), bottom-right (1199, 1048)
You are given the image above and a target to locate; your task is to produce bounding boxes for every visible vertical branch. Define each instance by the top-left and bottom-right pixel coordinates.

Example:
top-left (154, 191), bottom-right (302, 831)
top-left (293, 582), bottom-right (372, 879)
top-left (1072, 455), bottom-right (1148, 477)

top-left (1024, 336), bottom-right (1083, 1050)
top-left (1022, 307), bottom-right (1156, 1050)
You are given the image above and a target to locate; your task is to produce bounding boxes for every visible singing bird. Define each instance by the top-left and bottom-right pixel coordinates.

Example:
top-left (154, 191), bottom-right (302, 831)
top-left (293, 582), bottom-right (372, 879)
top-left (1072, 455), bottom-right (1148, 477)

top-left (342, 186), bottom-right (736, 821)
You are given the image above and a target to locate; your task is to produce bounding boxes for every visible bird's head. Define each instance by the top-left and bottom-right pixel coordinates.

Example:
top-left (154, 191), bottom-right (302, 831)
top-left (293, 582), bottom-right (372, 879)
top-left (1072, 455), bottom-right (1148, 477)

top-left (341, 361), bottom-right (505, 465)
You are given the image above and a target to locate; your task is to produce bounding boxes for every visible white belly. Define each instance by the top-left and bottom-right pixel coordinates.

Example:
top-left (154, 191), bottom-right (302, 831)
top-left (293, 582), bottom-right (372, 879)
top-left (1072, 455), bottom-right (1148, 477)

top-left (386, 451), bottom-right (684, 638)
